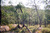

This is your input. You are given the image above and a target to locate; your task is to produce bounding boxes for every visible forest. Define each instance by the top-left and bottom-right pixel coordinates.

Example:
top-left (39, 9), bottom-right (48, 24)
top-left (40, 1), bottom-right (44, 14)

top-left (0, 0), bottom-right (50, 33)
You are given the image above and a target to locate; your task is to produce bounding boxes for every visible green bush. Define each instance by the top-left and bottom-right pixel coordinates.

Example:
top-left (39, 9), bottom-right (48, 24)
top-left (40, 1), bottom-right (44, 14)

top-left (21, 27), bottom-right (29, 33)
top-left (42, 28), bottom-right (50, 33)
top-left (32, 28), bottom-right (37, 33)
top-left (15, 28), bottom-right (21, 33)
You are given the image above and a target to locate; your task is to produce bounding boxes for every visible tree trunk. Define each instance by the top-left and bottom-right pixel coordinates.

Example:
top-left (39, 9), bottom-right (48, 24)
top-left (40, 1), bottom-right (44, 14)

top-left (21, 21), bottom-right (31, 33)
top-left (24, 24), bottom-right (31, 33)
top-left (34, 0), bottom-right (42, 27)
top-left (20, 8), bottom-right (23, 13)
top-left (20, 7), bottom-right (31, 33)
top-left (44, 0), bottom-right (47, 27)
top-left (22, 19), bottom-right (25, 27)
top-left (29, 20), bottom-right (30, 26)
top-left (29, 16), bottom-right (30, 26)
top-left (17, 14), bottom-right (20, 28)
top-left (44, 19), bottom-right (47, 27)
top-left (35, 19), bottom-right (36, 25)
top-left (45, 22), bottom-right (46, 27)
top-left (16, 9), bottom-right (20, 28)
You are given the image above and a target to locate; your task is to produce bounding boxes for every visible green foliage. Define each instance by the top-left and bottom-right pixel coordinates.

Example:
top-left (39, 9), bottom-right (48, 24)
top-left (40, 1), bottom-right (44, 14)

top-left (21, 27), bottom-right (29, 33)
top-left (45, 5), bottom-right (50, 24)
top-left (1, 9), bottom-right (8, 25)
top-left (32, 29), bottom-right (37, 33)
top-left (21, 12), bottom-right (29, 21)
top-left (2, 6), bottom-right (15, 11)
top-left (15, 28), bottom-right (21, 33)
top-left (15, 3), bottom-right (24, 9)
top-left (1, 6), bottom-right (17, 25)
top-left (1, 4), bottom-right (50, 25)
top-left (15, 4), bottom-right (22, 9)
top-left (1, 9), bottom-right (7, 17)
top-left (28, 26), bottom-right (34, 31)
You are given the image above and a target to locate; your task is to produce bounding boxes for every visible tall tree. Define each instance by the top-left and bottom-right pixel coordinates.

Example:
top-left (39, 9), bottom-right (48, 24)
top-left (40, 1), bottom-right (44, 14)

top-left (15, 3), bottom-right (31, 33)
top-left (42, 0), bottom-right (50, 27)
top-left (45, 0), bottom-right (50, 24)
top-left (27, 0), bottom-right (43, 27)
top-left (33, 0), bottom-right (42, 27)
top-left (15, 3), bottom-right (23, 28)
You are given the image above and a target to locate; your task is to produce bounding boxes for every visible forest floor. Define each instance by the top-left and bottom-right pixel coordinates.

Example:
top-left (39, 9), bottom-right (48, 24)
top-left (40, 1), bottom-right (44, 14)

top-left (0, 24), bottom-right (50, 33)
top-left (35, 27), bottom-right (42, 33)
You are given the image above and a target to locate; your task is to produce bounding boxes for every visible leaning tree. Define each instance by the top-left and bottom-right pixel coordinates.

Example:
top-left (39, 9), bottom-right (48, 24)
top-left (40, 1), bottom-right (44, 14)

top-left (15, 3), bottom-right (31, 33)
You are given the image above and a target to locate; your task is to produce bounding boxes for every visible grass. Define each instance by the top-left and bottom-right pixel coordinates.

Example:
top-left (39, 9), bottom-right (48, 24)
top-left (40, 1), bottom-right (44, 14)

top-left (42, 28), bottom-right (50, 33)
